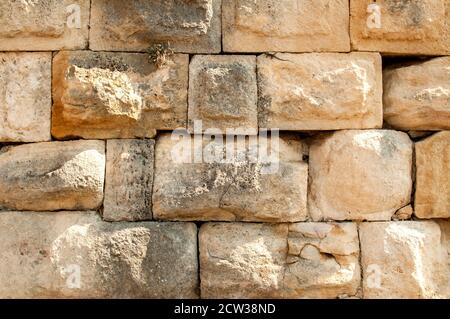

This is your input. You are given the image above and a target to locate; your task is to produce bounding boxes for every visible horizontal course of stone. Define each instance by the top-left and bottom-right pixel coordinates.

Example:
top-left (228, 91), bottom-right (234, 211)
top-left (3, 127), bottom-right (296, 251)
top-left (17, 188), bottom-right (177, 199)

top-left (0, 0), bottom-right (449, 299)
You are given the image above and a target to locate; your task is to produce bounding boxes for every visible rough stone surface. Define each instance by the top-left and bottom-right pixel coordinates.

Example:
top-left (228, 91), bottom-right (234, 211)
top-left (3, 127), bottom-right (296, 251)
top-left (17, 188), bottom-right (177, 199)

top-left (0, 141), bottom-right (105, 211)
top-left (189, 55), bottom-right (258, 134)
top-left (360, 221), bottom-right (449, 298)
top-left (90, 0), bottom-right (221, 53)
top-left (415, 132), bottom-right (450, 218)
top-left (104, 139), bottom-right (155, 222)
top-left (0, 52), bottom-right (51, 142)
top-left (153, 133), bottom-right (308, 222)
top-left (384, 57), bottom-right (450, 130)
top-left (52, 51), bottom-right (188, 139)
top-left (393, 205), bottom-right (413, 220)
top-left (258, 53), bottom-right (382, 130)
top-left (200, 222), bottom-right (360, 298)
top-left (308, 130), bottom-right (413, 221)
top-left (0, 0), bottom-right (89, 50)
top-left (0, 211), bottom-right (198, 298)
top-left (223, 0), bottom-right (350, 52)
top-left (350, 0), bottom-right (450, 55)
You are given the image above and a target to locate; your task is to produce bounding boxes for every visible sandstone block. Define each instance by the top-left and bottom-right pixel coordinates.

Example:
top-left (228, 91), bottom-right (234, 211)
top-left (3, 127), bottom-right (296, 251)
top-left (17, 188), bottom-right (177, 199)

top-left (0, 211), bottom-right (198, 298)
top-left (223, 0), bottom-right (350, 52)
top-left (104, 139), bottom-right (155, 222)
top-left (0, 0), bottom-right (89, 50)
top-left (90, 0), bottom-right (221, 53)
top-left (0, 52), bottom-right (51, 142)
top-left (258, 53), bottom-right (382, 130)
top-left (189, 55), bottom-right (257, 134)
top-left (52, 51), bottom-right (188, 139)
top-left (308, 130), bottom-right (413, 221)
top-left (200, 222), bottom-right (360, 298)
top-left (415, 132), bottom-right (450, 218)
top-left (350, 0), bottom-right (450, 55)
top-left (153, 133), bottom-right (308, 222)
top-left (384, 57), bottom-right (450, 130)
top-left (0, 141), bottom-right (105, 211)
top-left (360, 221), bottom-right (449, 298)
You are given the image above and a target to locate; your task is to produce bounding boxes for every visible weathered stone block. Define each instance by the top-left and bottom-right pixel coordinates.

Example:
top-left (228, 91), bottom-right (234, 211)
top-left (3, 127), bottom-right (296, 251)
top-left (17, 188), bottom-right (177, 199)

top-left (384, 57), bottom-right (450, 130)
top-left (90, 0), bottom-right (221, 53)
top-left (189, 55), bottom-right (258, 134)
top-left (153, 133), bottom-right (308, 222)
top-left (52, 51), bottom-right (188, 139)
top-left (258, 53), bottom-right (383, 130)
top-left (360, 221), bottom-right (449, 298)
top-left (415, 132), bottom-right (450, 218)
top-left (200, 222), bottom-right (360, 298)
top-left (0, 141), bottom-right (105, 211)
top-left (223, 0), bottom-right (350, 52)
top-left (308, 130), bottom-right (413, 221)
top-left (104, 139), bottom-right (154, 222)
top-left (0, 211), bottom-right (198, 298)
top-left (0, 52), bottom-right (51, 142)
top-left (350, 0), bottom-right (450, 55)
top-left (0, 0), bottom-right (89, 50)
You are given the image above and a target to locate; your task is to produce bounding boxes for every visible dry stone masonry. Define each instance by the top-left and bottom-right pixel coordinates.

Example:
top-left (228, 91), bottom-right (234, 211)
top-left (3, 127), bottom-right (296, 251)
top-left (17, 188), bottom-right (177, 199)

top-left (0, 0), bottom-right (448, 299)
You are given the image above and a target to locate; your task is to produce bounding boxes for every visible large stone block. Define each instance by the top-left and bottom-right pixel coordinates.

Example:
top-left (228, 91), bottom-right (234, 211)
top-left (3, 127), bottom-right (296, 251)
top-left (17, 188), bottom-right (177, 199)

top-left (52, 51), bottom-right (188, 139)
top-left (0, 212), bottom-right (198, 298)
top-left (308, 130), bottom-right (413, 221)
top-left (0, 0), bottom-right (89, 50)
top-left (415, 132), bottom-right (450, 218)
top-left (104, 139), bottom-right (154, 221)
top-left (384, 57), bottom-right (450, 130)
top-left (200, 222), bottom-right (360, 298)
top-left (360, 221), bottom-right (449, 298)
top-left (90, 0), bottom-right (221, 53)
top-left (350, 0), bottom-right (450, 55)
top-left (0, 141), bottom-right (105, 211)
top-left (258, 53), bottom-right (383, 130)
top-left (153, 133), bottom-right (308, 222)
top-left (189, 55), bottom-right (258, 134)
top-left (0, 52), bottom-right (51, 142)
top-left (223, 0), bottom-right (350, 52)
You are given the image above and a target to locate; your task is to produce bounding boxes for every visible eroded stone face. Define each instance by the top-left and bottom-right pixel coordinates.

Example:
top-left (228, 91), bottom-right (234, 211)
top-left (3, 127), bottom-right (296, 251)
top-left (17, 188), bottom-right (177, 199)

top-left (0, 140), bottom-right (105, 211)
top-left (200, 222), bottom-right (360, 298)
top-left (90, 0), bottom-right (221, 53)
top-left (153, 133), bottom-right (308, 222)
top-left (223, 0), bottom-right (350, 52)
top-left (104, 139), bottom-right (155, 221)
top-left (0, 52), bottom-right (51, 142)
top-left (360, 221), bottom-right (449, 298)
top-left (0, 0), bottom-right (89, 50)
top-left (258, 53), bottom-right (383, 130)
top-left (0, 211), bottom-right (198, 298)
top-left (308, 130), bottom-right (413, 221)
top-left (52, 51), bottom-right (188, 139)
top-left (384, 57), bottom-right (450, 130)
top-left (415, 132), bottom-right (450, 218)
top-left (350, 0), bottom-right (450, 55)
top-left (189, 55), bottom-right (258, 134)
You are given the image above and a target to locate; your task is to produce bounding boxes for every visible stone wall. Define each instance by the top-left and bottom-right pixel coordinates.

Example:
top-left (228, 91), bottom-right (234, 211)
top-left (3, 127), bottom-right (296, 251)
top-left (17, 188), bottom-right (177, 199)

top-left (0, 0), bottom-right (449, 299)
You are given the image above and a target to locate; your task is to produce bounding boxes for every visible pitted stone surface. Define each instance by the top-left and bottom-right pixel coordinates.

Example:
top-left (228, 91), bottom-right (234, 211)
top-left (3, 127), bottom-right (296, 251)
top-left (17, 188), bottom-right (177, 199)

top-left (223, 0), bottom-right (350, 52)
top-left (0, 0), bottom-right (89, 50)
top-left (90, 0), bottom-right (221, 53)
top-left (200, 222), bottom-right (360, 298)
top-left (0, 212), bottom-right (198, 298)
top-left (0, 52), bottom-right (51, 142)
top-left (52, 51), bottom-right (188, 139)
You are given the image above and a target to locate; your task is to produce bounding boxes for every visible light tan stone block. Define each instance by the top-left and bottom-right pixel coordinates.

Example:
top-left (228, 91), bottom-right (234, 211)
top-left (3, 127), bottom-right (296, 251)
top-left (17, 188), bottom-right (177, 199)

top-left (223, 0), bottom-right (350, 52)
top-left (0, 52), bottom-right (51, 142)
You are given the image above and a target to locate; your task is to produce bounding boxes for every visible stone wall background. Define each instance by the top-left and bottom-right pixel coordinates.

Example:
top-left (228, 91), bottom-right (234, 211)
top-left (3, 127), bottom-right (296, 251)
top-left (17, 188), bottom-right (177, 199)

top-left (0, 0), bottom-right (449, 299)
